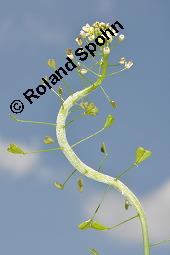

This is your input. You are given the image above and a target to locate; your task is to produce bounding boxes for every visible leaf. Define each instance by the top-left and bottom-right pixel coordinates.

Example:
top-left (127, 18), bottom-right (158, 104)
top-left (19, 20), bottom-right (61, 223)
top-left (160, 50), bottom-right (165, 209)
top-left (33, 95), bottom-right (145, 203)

top-left (110, 100), bottom-right (117, 108)
top-left (43, 136), bottom-right (55, 144)
top-left (100, 142), bottom-right (107, 155)
top-left (103, 114), bottom-right (115, 128)
top-left (47, 59), bottom-right (57, 70)
top-left (54, 182), bottom-right (64, 190)
top-left (91, 221), bottom-right (110, 230)
top-left (135, 147), bottom-right (152, 165)
top-left (77, 177), bottom-right (84, 192)
top-left (80, 102), bottom-right (99, 116)
top-left (78, 219), bottom-right (92, 230)
top-left (7, 144), bottom-right (26, 155)
top-left (89, 248), bottom-right (100, 255)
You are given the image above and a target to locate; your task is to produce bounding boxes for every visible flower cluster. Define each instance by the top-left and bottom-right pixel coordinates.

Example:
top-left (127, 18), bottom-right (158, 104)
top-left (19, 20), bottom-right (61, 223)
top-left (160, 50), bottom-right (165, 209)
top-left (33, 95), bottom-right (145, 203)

top-left (77, 21), bottom-right (118, 43)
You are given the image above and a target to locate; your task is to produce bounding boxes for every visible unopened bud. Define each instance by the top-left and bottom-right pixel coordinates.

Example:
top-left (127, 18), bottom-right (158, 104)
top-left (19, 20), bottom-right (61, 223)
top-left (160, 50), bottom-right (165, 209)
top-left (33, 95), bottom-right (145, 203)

top-left (75, 36), bottom-right (83, 46)
top-left (66, 48), bottom-right (74, 60)
top-left (118, 34), bottom-right (125, 42)
top-left (103, 47), bottom-right (110, 55)
top-left (80, 68), bottom-right (88, 74)
top-left (47, 59), bottom-right (56, 70)
top-left (119, 57), bottom-right (126, 65)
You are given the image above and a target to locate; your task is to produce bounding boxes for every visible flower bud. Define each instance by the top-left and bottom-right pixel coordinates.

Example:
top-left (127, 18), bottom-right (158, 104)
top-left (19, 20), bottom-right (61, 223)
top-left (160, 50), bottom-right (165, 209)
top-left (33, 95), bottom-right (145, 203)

top-left (47, 59), bottom-right (56, 70)
top-left (79, 68), bottom-right (88, 74)
top-left (119, 57), bottom-right (126, 65)
top-left (66, 48), bottom-right (74, 60)
top-left (103, 46), bottom-right (110, 55)
top-left (75, 36), bottom-right (82, 46)
top-left (118, 34), bottom-right (125, 42)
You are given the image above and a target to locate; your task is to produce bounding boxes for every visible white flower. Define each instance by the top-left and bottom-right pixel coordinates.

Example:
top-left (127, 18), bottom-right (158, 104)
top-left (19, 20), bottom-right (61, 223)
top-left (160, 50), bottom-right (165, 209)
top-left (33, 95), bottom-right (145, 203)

top-left (80, 30), bottom-right (86, 38)
top-left (118, 34), bottom-right (125, 42)
top-left (119, 57), bottom-right (126, 65)
top-left (125, 61), bottom-right (134, 69)
top-left (82, 23), bottom-right (90, 32)
top-left (80, 68), bottom-right (88, 74)
top-left (103, 46), bottom-right (110, 55)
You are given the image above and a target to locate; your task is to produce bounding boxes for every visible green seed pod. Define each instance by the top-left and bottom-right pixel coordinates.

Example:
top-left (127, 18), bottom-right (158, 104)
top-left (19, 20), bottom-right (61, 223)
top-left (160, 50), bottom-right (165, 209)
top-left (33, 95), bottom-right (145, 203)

top-left (110, 100), bottom-right (117, 108)
top-left (104, 114), bottom-right (115, 129)
top-left (89, 248), bottom-right (100, 255)
top-left (43, 136), bottom-right (55, 144)
top-left (7, 144), bottom-right (26, 155)
top-left (54, 182), bottom-right (64, 190)
top-left (100, 142), bottom-right (107, 155)
top-left (57, 86), bottom-right (63, 96)
top-left (77, 177), bottom-right (84, 192)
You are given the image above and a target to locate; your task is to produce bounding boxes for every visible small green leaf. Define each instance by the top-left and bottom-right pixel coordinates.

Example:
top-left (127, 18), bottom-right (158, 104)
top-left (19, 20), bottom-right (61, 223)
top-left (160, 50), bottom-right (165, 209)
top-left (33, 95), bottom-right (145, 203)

top-left (78, 219), bottom-right (92, 230)
top-left (7, 144), bottom-right (26, 155)
top-left (91, 221), bottom-right (110, 230)
top-left (135, 147), bottom-right (152, 165)
top-left (80, 102), bottom-right (99, 116)
top-left (43, 136), bottom-right (55, 144)
top-left (110, 100), bottom-right (117, 108)
top-left (54, 182), bottom-right (64, 190)
top-left (47, 59), bottom-right (57, 70)
top-left (104, 114), bottom-right (115, 128)
top-left (89, 248), bottom-right (100, 255)
top-left (100, 142), bottom-right (107, 155)
top-left (77, 177), bottom-right (84, 192)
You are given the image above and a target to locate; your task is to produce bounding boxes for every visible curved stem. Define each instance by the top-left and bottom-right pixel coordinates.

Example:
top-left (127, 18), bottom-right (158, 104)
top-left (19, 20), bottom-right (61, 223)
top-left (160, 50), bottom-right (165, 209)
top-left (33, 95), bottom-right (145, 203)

top-left (56, 52), bottom-right (150, 255)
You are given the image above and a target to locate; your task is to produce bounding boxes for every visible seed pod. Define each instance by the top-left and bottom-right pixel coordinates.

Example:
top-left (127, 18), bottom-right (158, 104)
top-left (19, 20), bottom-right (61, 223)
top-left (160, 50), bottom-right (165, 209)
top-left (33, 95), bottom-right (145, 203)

top-left (77, 177), bottom-right (84, 192)
top-left (54, 182), bottom-right (64, 190)
top-left (100, 142), bottom-right (107, 155)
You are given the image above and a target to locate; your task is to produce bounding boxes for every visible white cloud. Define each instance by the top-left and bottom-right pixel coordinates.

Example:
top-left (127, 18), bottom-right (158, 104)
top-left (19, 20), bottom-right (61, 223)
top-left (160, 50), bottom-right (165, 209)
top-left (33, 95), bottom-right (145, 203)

top-left (84, 180), bottom-right (170, 244)
top-left (0, 137), bottom-right (68, 183)
top-left (0, 138), bottom-right (40, 176)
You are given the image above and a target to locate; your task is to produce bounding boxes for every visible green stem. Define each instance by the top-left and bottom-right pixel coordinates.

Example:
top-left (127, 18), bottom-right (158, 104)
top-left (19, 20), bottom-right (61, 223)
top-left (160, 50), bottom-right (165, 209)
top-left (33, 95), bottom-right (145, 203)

top-left (107, 68), bottom-right (126, 77)
top-left (65, 113), bottom-right (84, 128)
top-left (115, 164), bottom-right (136, 180)
top-left (63, 169), bottom-right (77, 185)
top-left (56, 52), bottom-right (150, 255)
top-left (92, 185), bottom-right (110, 220)
top-left (98, 154), bottom-right (108, 172)
top-left (9, 115), bottom-right (57, 126)
top-left (26, 147), bottom-right (63, 154)
top-left (71, 127), bottom-right (105, 148)
top-left (109, 214), bottom-right (139, 230)
top-left (151, 239), bottom-right (170, 247)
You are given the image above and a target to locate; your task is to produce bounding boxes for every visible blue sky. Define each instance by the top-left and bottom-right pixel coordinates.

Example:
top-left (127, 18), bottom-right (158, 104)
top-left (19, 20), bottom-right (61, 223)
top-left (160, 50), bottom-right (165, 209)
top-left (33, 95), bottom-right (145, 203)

top-left (0, 0), bottom-right (170, 255)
